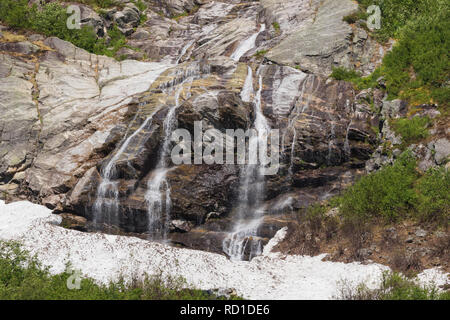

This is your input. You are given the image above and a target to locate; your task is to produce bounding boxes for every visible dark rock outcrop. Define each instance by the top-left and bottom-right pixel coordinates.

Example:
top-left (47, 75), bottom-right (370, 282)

top-left (0, 0), bottom-right (388, 257)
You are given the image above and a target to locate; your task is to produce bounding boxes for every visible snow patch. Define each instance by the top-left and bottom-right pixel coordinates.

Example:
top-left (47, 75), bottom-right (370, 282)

top-left (0, 201), bottom-right (447, 299)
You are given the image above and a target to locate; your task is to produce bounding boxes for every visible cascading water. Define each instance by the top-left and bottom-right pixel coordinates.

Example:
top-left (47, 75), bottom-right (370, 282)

top-left (230, 24), bottom-right (266, 62)
top-left (344, 120), bottom-right (352, 160)
top-left (223, 67), bottom-right (271, 261)
top-left (175, 40), bottom-right (195, 64)
top-left (93, 114), bottom-right (156, 229)
top-left (280, 75), bottom-right (316, 176)
top-left (92, 65), bottom-right (172, 229)
top-left (145, 67), bottom-right (198, 240)
top-left (327, 113), bottom-right (336, 165)
top-left (240, 66), bottom-right (254, 102)
top-left (92, 64), bottom-right (174, 230)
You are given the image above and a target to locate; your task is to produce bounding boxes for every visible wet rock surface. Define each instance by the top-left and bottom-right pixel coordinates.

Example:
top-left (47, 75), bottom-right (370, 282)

top-left (0, 0), bottom-right (400, 258)
top-left (264, 0), bottom-right (389, 76)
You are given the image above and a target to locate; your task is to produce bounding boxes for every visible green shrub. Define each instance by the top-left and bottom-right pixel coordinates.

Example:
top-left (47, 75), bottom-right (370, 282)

top-left (0, 241), bottom-right (234, 300)
top-left (381, 272), bottom-right (449, 300)
top-left (330, 67), bottom-right (362, 81)
top-left (347, 0), bottom-right (450, 107)
top-left (338, 271), bottom-right (450, 300)
top-left (336, 150), bottom-right (449, 226)
top-left (342, 10), bottom-right (368, 25)
top-left (354, 0), bottom-right (438, 41)
top-left (272, 22), bottom-right (280, 32)
top-left (391, 116), bottom-right (431, 145)
top-left (0, 0), bottom-right (129, 58)
top-left (382, 6), bottom-right (449, 104)
top-left (254, 49), bottom-right (268, 58)
top-left (132, 0), bottom-right (147, 12)
top-left (342, 13), bottom-right (358, 25)
top-left (0, 0), bottom-right (33, 29)
top-left (417, 168), bottom-right (450, 225)
top-left (338, 152), bottom-right (418, 222)
top-left (74, 0), bottom-right (120, 9)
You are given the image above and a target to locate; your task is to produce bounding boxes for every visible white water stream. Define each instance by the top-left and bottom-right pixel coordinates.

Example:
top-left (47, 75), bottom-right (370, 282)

top-left (223, 67), bottom-right (271, 260)
top-left (94, 107), bottom-right (162, 228)
top-left (145, 76), bottom-right (193, 240)
top-left (175, 39), bottom-right (195, 64)
top-left (230, 24), bottom-right (266, 62)
top-left (280, 75), bottom-right (316, 176)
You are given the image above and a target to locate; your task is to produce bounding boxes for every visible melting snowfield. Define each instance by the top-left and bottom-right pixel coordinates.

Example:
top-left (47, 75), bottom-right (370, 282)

top-left (0, 200), bottom-right (447, 300)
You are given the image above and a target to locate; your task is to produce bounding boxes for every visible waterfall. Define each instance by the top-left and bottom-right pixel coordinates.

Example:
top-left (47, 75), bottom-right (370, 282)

top-left (241, 66), bottom-right (254, 102)
top-left (344, 120), bottom-right (352, 160)
top-left (223, 67), bottom-right (270, 261)
top-left (175, 40), bottom-right (195, 64)
top-left (93, 58), bottom-right (205, 237)
top-left (279, 75), bottom-right (316, 177)
top-left (327, 113), bottom-right (337, 165)
top-left (145, 73), bottom-right (195, 240)
top-left (92, 66), bottom-right (170, 230)
top-left (93, 114), bottom-right (156, 228)
top-left (230, 24), bottom-right (266, 62)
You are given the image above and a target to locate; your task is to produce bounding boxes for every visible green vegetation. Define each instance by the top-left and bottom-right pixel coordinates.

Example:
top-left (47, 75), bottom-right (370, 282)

top-left (290, 157), bottom-right (449, 261)
top-left (340, 0), bottom-right (450, 107)
top-left (131, 0), bottom-right (148, 24)
top-left (171, 12), bottom-right (189, 20)
top-left (170, 5), bottom-right (200, 20)
top-left (132, 0), bottom-right (147, 13)
top-left (74, 0), bottom-right (120, 9)
top-left (391, 116), bottom-right (431, 146)
top-left (381, 8), bottom-right (449, 105)
top-left (355, 0), bottom-right (444, 42)
top-left (272, 22), bottom-right (280, 32)
top-left (0, 0), bottom-right (129, 58)
top-left (330, 66), bottom-right (383, 90)
top-left (338, 152), bottom-right (418, 223)
top-left (334, 151), bottom-right (449, 226)
top-left (254, 49), bottom-right (268, 58)
top-left (338, 271), bottom-right (450, 300)
top-left (0, 241), bottom-right (234, 300)
top-left (416, 167), bottom-right (450, 225)
top-left (342, 11), bottom-right (367, 25)
top-left (330, 67), bottom-right (362, 82)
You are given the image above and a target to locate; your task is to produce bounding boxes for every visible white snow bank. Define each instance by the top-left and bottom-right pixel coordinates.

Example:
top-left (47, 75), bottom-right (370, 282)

top-left (0, 200), bottom-right (447, 299)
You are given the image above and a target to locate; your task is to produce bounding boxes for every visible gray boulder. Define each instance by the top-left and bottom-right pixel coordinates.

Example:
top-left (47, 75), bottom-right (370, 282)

top-left (381, 99), bottom-right (408, 119)
top-left (265, 0), bottom-right (385, 76)
top-left (433, 138), bottom-right (450, 165)
top-left (80, 5), bottom-right (107, 37)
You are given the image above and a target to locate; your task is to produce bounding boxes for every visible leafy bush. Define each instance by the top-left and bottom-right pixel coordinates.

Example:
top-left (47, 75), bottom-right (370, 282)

top-left (330, 66), bottom-right (383, 92)
top-left (272, 22), bottom-right (280, 32)
top-left (0, 0), bottom-right (33, 29)
top-left (391, 116), bottom-right (431, 145)
top-left (254, 49), bottom-right (268, 58)
top-left (355, 0), bottom-right (437, 41)
top-left (336, 150), bottom-right (449, 226)
top-left (132, 0), bottom-right (147, 12)
top-left (338, 152), bottom-right (418, 222)
top-left (0, 0), bottom-right (128, 58)
top-left (342, 10), bottom-right (368, 25)
top-left (346, 0), bottom-right (450, 107)
top-left (382, 6), bottom-right (449, 105)
top-left (330, 67), bottom-right (361, 81)
top-left (74, 0), bottom-right (120, 9)
top-left (0, 241), bottom-right (234, 300)
top-left (338, 271), bottom-right (450, 300)
top-left (417, 168), bottom-right (450, 225)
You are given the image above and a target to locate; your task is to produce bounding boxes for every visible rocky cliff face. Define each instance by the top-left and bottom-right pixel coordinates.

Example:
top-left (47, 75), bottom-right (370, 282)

top-left (1, 0), bottom-right (388, 258)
